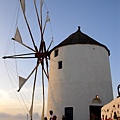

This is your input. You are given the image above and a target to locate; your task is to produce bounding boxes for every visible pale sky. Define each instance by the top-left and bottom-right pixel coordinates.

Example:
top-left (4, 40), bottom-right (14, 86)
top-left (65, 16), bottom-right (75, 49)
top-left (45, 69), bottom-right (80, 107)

top-left (0, 0), bottom-right (120, 120)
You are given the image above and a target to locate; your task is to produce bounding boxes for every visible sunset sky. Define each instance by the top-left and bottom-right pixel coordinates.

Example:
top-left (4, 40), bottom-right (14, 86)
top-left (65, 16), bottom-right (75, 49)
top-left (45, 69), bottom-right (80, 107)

top-left (0, 0), bottom-right (120, 120)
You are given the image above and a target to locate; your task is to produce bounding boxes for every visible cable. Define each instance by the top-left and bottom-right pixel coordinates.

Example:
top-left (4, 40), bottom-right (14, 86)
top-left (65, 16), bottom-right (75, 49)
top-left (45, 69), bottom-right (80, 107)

top-left (4, 0), bottom-right (20, 55)
top-left (3, 0), bottom-right (53, 118)
top-left (4, 60), bottom-right (27, 114)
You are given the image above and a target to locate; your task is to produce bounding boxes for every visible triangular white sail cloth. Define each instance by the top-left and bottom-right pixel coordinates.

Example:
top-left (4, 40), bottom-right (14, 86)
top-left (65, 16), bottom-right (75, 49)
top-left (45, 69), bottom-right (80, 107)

top-left (13, 27), bottom-right (23, 44)
top-left (18, 76), bottom-right (27, 92)
top-left (13, 27), bottom-right (36, 52)
top-left (40, 0), bottom-right (44, 22)
top-left (46, 12), bottom-right (50, 22)
top-left (29, 104), bottom-right (33, 119)
top-left (43, 12), bottom-right (50, 34)
top-left (34, 0), bottom-right (36, 3)
top-left (40, 0), bottom-right (44, 9)
top-left (20, 0), bottom-right (26, 14)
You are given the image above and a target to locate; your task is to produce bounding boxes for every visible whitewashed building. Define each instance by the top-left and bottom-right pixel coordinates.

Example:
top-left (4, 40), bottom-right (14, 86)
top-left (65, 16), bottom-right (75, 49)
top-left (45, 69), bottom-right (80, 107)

top-left (47, 27), bottom-right (113, 120)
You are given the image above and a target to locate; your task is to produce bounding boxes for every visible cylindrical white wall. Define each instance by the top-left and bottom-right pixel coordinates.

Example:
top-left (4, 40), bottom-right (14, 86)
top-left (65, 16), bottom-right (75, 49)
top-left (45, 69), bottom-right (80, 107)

top-left (47, 44), bottom-right (113, 120)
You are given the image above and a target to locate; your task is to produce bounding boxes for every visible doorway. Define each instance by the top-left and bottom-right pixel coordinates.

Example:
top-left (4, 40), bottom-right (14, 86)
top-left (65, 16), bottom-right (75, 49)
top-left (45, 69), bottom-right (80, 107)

top-left (89, 105), bottom-right (102, 120)
top-left (65, 107), bottom-right (73, 120)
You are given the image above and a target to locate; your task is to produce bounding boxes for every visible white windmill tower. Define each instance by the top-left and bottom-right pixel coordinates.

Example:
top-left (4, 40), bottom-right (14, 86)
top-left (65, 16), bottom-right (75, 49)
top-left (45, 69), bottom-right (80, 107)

top-left (47, 26), bottom-right (113, 120)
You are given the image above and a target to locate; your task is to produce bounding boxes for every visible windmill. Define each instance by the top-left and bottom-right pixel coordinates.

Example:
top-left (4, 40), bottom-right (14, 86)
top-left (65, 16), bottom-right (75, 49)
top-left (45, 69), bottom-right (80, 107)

top-left (3, 0), bottom-right (52, 120)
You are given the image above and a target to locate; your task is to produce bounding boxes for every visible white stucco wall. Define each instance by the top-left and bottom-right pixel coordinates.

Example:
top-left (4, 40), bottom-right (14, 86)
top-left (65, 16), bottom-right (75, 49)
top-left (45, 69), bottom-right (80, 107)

top-left (47, 44), bottom-right (113, 120)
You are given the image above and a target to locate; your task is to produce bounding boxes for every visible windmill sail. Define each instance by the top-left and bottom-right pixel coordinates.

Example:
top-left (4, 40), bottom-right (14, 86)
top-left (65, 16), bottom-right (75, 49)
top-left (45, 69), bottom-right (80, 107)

top-left (18, 76), bottom-right (27, 92)
top-left (29, 104), bottom-right (33, 120)
top-left (20, 0), bottom-right (26, 15)
top-left (13, 28), bottom-right (36, 52)
top-left (43, 12), bottom-right (50, 34)
top-left (2, 0), bottom-right (53, 119)
top-left (13, 27), bottom-right (23, 44)
top-left (40, 0), bottom-right (44, 10)
top-left (46, 12), bottom-right (50, 22)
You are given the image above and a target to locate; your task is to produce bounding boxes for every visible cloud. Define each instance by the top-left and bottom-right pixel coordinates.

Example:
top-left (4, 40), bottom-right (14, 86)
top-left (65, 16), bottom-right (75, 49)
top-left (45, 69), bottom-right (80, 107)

top-left (0, 87), bottom-right (48, 115)
top-left (0, 112), bottom-right (40, 120)
top-left (0, 89), bottom-right (10, 102)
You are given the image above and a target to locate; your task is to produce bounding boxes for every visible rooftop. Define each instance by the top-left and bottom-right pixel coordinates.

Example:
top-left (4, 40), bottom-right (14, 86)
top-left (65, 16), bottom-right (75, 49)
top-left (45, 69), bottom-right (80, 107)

top-left (50, 26), bottom-right (110, 55)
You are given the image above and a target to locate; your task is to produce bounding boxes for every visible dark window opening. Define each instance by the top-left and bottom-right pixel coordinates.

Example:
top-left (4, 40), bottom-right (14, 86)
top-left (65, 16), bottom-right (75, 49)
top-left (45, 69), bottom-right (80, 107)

top-left (58, 61), bottom-right (62, 69)
top-left (54, 49), bottom-right (58, 57)
top-left (65, 107), bottom-right (73, 120)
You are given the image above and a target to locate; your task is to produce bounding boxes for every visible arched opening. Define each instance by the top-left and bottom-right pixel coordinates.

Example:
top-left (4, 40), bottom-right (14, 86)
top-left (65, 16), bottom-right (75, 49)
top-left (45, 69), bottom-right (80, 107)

top-left (92, 95), bottom-right (102, 104)
top-left (89, 95), bottom-right (102, 120)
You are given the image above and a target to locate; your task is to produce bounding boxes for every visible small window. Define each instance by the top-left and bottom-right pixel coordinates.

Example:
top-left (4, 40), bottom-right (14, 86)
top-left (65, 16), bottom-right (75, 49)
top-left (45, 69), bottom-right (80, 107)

top-left (58, 61), bottom-right (62, 69)
top-left (54, 49), bottom-right (58, 57)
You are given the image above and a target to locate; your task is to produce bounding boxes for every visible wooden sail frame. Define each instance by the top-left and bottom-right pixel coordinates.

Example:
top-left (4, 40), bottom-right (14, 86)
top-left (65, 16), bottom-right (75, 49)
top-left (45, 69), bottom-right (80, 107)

top-left (2, 0), bottom-right (52, 120)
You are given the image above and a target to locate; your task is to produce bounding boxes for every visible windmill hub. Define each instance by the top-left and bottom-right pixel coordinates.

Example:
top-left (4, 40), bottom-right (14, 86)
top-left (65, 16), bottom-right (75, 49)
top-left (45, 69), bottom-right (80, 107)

top-left (35, 52), bottom-right (47, 59)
